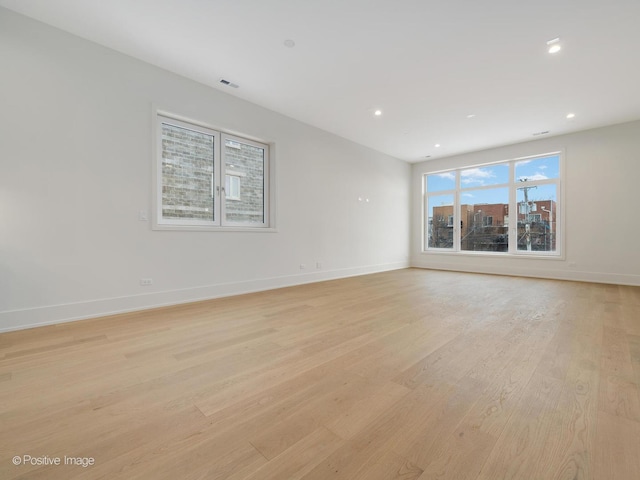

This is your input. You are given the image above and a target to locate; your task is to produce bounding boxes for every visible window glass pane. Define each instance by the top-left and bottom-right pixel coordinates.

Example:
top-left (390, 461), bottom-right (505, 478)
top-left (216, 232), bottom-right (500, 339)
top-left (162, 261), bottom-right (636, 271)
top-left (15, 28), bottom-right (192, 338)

top-left (460, 188), bottom-right (509, 252)
top-left (426, 172), bottom-right (456, 193)
top-left (224, 138), bottom-right (265, 224)
top-left (460, 164), bottom-right (509, 188)
top-left (426, 194), bottom-right (454, 249)
top-left (161, 122), bottom-right (214, 221)
top-left (515, 155), bottom-right (559, 181)
top-left (225, 175), bottom-right (241, 200)
top-left (517, 184), bottom-right (557, 252)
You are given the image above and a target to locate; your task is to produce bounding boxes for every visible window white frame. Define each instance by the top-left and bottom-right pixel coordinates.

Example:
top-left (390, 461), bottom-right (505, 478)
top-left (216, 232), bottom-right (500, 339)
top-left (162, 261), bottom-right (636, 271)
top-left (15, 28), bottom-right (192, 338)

top-left (423, 152), bottom-right (562, 257)
top-left (225, 173), bottom-right (242, 201)
top-left (152, 111), bottom-right (273, 231)
top-left (221, 133), bottom-right (269, 228)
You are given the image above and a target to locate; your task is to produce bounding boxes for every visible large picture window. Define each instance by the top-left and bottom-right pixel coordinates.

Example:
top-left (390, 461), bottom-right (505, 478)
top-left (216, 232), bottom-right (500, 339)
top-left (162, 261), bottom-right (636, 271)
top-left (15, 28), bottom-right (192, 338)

top-left (154, 114), bottom-right (270, 230)
top-left (424, 153), bottom-right (561, 256)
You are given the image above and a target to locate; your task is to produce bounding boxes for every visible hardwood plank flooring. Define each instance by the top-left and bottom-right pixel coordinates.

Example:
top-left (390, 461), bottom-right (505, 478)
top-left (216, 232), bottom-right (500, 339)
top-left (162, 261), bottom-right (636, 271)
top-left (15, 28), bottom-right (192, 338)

top-left (1, 268), bottom-right (639, 479)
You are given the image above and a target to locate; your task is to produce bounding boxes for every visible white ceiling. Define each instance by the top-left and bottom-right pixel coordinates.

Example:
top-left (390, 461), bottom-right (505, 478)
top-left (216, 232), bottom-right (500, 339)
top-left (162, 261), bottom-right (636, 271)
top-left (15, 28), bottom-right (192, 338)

top-left (2, 0), bottom-right (640, 162)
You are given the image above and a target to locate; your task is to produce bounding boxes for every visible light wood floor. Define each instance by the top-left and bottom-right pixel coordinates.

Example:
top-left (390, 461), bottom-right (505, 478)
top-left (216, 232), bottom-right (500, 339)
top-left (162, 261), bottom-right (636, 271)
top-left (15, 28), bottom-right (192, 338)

top-left (1, 269), bottom-right (639, 480)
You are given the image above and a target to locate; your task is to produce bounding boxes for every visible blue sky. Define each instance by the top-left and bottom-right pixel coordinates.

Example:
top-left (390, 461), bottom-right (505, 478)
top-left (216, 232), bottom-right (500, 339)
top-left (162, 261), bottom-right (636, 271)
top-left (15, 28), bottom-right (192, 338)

top-left (427, 155), bottom-right (559, 211)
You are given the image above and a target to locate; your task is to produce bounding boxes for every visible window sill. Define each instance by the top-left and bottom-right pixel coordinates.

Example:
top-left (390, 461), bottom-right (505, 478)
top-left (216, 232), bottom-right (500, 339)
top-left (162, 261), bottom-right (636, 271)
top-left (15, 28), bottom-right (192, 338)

top-left (153, 224), bottom-right (277, 233)
top-left (420, 249), bottom-right (564, 260)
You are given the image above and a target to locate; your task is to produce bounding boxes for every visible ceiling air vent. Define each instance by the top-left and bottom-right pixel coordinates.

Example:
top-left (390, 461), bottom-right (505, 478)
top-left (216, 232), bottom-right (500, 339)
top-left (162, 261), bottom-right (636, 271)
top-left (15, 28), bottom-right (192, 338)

top-left (532, 130), bottom-right (550, 136)
top-left (219, 79), bottom-right (239, 88)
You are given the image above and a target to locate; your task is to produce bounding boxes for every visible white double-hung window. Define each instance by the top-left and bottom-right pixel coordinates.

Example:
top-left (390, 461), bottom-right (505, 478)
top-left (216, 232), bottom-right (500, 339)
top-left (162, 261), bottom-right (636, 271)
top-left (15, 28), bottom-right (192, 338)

top-left (154, 114), bottom-right (270, 230)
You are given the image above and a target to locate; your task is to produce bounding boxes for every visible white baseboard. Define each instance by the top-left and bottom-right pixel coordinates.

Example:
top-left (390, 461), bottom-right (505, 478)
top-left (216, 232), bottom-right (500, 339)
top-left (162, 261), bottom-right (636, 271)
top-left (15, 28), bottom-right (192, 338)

top-left (0, 261), bottom-right (409, 333)
top-left (410, 258), bottom-right (640, 286)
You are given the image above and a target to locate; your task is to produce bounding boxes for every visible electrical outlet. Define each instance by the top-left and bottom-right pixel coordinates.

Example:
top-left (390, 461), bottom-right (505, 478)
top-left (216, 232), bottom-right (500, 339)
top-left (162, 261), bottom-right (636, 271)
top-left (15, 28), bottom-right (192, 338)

top-left (299, 264), bottom-right (306, 270)
top-left (316, 262), bottom-right (322, 269)
top-left (138, 210), bottom-right (148, 222)
top-left (140, 278), bottom-right (153, 286)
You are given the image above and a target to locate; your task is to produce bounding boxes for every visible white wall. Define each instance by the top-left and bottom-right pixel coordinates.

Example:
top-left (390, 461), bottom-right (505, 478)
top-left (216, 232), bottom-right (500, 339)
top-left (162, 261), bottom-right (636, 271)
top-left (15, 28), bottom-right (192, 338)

top-left (411, 120), bottom-right (640, 286)
top-left (0, 9), bottom-right (411, 332)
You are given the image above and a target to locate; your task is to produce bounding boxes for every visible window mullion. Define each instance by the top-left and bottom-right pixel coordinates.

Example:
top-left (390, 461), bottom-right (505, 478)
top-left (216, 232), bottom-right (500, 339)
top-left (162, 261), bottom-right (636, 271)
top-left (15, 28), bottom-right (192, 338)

top-left (215, 133), bottom-right (222, 226)
top-left (455, 171), bottom-right (461, 251)
top-left (508, 161), bottom-right (516, 254)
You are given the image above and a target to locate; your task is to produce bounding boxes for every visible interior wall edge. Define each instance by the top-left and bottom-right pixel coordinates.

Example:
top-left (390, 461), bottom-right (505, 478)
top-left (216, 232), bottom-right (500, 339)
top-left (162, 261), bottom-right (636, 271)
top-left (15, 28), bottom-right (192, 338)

top-left (0, 261), bottom-right (409, 333)
top-left (410, 260), bottom-right (640, 287)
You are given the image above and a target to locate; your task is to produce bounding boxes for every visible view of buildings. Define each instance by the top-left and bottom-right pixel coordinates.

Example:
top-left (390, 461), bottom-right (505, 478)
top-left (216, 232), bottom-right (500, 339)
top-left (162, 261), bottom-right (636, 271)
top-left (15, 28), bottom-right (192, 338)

top-left (428, 199), bottom-right (556, 252)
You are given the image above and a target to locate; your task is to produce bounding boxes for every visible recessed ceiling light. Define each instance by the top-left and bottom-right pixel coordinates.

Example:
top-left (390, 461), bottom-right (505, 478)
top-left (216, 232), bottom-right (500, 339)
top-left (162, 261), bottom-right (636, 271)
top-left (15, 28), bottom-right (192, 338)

top-left (466, 114), bottom-right (476, 118)
top-left (373, 109), bottom-right (382, 116)
top-left (566, 113), bottom-right (576, 119)
top-left (283, 39), bottom-right (295, 48)
top-left (547, 38), bottom-right (561, 54)
top-left (434, 143), bottom-right (441, 148)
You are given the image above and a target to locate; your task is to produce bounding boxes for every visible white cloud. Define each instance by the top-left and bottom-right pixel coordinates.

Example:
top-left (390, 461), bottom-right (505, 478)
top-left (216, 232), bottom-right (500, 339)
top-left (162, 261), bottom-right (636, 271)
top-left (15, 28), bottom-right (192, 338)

top-left (462, 193), bottom-right (474, 197)
top-left (518, 173), bottom-right (548, 181)
top-left (461, 167), bottom-right (495, 185)
top-left (438, 172), bottom-right (455, 181)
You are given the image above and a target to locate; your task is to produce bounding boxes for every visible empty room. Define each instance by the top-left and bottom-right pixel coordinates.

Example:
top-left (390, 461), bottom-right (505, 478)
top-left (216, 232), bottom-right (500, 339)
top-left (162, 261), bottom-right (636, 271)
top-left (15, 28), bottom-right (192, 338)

top-left (1, 1), bottom-right (639, 479)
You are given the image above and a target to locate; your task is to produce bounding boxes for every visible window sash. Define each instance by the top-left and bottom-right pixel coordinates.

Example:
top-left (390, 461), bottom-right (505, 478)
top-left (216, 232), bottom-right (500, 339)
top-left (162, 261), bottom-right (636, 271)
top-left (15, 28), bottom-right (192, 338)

top-left (424, 153), bottom-right (561, 256)
top-left (157, 116), bottom-right (220, 227)
top-left (221, 133), bottom-right (269, 227)
top-left (154, 114), bottom-right (270, 230)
